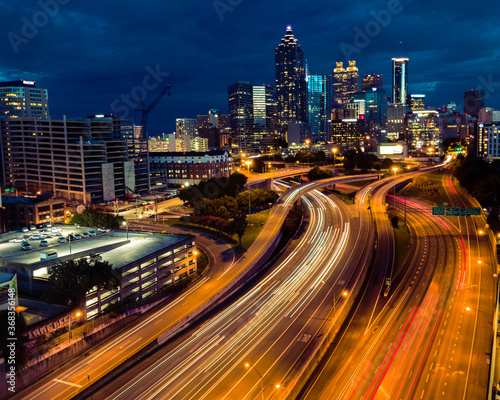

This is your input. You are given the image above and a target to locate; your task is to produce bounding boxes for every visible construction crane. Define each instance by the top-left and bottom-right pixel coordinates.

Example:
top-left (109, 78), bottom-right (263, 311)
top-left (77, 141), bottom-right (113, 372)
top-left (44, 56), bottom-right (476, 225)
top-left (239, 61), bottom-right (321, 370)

top-left (136, 83), bottom-right (171, 137)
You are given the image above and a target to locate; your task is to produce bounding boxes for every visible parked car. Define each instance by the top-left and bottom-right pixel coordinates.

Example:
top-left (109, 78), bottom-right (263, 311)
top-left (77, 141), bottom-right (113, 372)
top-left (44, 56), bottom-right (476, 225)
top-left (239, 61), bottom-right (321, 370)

top-left (74, 234), bottom-right (82, 240)
top-left (29, 225), bottom-right (36, 231)
top-left (67, 234), bottom-right (75, 241)
top-left (40, 240), bottom-right (49, 247)
top-left (9, 238), bottom-right (25, 243)
top-left (21, 243), bottom-right (31, 251)
top-left (29, 235), bottom-right (43, 240)
top-left (88, 230), bottom-right (96, 236)
top-left (21, 227), bottom-right (28, 233)
top-left (82, 232), bottom-right (89, 238)
top-left (45, 223), bottom-right (52, 228)
top-left (36, 223), bottom-right (45, 229)
top-left (58, 237), bottom-right (66, 243)
top-left (44, 234), bottom-right (52, 238)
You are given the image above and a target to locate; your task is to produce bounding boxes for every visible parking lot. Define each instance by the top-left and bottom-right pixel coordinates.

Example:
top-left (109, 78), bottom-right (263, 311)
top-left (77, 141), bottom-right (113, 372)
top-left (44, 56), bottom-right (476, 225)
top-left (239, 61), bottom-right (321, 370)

top-left (0, 224), bottom-right (112, 259)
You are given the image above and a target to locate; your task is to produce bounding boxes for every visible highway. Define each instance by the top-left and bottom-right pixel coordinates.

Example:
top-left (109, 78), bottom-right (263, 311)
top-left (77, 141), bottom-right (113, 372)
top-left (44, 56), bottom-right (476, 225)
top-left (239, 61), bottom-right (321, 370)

top-left (16, 175), bottom-right (372, 400)
top-left (85, 181), bottom-right (373, 400)
top-left (299, 167), bottom-right (497, 399)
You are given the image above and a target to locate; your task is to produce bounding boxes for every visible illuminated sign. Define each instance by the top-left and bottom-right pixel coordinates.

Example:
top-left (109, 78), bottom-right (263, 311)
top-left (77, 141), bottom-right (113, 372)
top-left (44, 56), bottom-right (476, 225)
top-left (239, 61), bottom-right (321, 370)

top-left (380, 144), bottom-right (404, 155)
top-left (22, 80), bottom-right (35, 85)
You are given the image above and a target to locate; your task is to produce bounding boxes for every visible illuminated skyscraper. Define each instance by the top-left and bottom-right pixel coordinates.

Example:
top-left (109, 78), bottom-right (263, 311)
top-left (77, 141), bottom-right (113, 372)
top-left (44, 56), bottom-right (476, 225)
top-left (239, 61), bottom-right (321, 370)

top-left (407, 94), bottom-right (425, 111)
top-left (176, 118), bottom-right (197, 138)
top-left (307, 73), bottom-right (331, 142)
top-left (362, 73), bottom-right (383, 92)
top-left (332, 61), bottom-right (359, 105)
top-left (275, 26), bottom-right (307, 134)
top-left (392, 58), bottom-right (409, 104)
top-left (228, 82), bottom-right (277, 153)
top-left (407, 110), bottom-right (442, 155)
top-left (0, 79), bottom-right (49, 118)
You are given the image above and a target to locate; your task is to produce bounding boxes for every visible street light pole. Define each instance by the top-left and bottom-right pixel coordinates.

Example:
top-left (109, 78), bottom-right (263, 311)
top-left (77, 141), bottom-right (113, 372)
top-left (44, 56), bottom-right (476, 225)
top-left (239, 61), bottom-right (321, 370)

top-left (245, 160), bottom-right (252, 225)
top-left (123, 221), bottom-right (128, 239)
top-left (321, 280), bottom-right (347, 329)
top-left (332, 148), bottom-right (337, 175)
top-left (392, 167), bottom-right (398, 197)
top-left (245, 363), bottom-right (264, 400)
top-left (68, 311), bottom-right (81, 340)
top-left (305, 139), bottom-right (310, 166)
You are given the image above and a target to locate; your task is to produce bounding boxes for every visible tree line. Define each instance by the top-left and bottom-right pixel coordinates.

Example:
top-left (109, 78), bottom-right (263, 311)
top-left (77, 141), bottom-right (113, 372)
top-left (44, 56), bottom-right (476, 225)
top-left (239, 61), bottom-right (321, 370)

top-left (179, 172), bottom-right (278, 244)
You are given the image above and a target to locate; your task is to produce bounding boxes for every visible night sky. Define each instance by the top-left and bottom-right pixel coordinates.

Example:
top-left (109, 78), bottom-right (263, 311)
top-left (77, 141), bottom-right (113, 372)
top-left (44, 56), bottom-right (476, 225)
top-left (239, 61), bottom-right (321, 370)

top-left (1, 0), bottom-right (499, 136)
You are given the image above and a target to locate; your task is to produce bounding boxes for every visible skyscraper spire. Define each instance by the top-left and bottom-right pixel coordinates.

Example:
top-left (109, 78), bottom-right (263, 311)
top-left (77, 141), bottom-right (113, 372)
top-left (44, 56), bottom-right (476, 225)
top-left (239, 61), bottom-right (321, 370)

top-left (275, 26), bottom-right (308, 136)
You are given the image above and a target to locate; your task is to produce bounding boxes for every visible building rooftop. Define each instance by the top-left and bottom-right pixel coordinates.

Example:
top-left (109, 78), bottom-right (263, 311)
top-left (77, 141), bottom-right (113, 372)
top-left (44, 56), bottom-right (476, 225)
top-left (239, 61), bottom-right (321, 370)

top-left (0, 226), bottom-right (192, 275)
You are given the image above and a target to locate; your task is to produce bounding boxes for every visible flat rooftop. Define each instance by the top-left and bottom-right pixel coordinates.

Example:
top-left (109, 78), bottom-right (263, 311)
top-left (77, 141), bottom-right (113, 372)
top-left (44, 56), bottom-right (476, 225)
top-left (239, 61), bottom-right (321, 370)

top-left (0, 225), bottom-right (192, 274)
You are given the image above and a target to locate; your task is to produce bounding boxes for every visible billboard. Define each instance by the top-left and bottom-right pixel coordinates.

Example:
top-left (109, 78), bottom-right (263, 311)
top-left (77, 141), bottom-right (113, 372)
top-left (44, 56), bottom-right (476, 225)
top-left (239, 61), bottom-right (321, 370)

top-left (380, 144), bottom-right (404, 155)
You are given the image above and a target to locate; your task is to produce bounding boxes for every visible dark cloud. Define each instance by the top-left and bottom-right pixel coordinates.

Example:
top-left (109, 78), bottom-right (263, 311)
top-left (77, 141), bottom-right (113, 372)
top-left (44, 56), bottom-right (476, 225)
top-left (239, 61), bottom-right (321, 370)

top-left (1, 0), bottom-right (499, 135)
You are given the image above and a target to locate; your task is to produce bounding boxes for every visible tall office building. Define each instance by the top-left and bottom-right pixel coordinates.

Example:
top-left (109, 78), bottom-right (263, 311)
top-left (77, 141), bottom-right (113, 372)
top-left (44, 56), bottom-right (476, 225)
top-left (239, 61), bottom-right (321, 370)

top-left (330, 118), bottom-right (365, 153)
top-left (407, 110), bottom-right (442, 155)
top-left (387, 103), bottom-right (409, 141)
top-left (464, 90), bottom-right (485, 118)
top-left (0, 80), bottom-right (49, 118)
top-left (477, 123), bottom-right (500, 160)
top-left (408, 94), bottom-right (425, 110)
top-left (362, 74), bottom-right (383, 92)
top-left (349, 87), bottom-right (388, 142)
top-left (392, 58), bottom-right (409, 104)
top-left (176, 118), bottom-right (197, 138)
top-left (275, 26), bottom-right (307, 134)
top-left (0, 116), bottom-right (149, 204)
top-left (196, 110), bottom-right (230, 131)
top-left (228, 82), bottom-right (278, 153)
top-left (307, 73), bottom-right (331, 142)
top-left (332, 61), bottom-right (359, 105)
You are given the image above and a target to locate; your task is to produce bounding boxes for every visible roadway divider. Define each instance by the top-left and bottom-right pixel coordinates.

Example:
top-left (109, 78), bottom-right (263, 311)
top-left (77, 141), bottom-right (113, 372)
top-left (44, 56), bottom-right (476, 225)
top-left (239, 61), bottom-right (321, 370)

top-left (74, 175), bottom-right (379, 400)
top-left (74, 220), bottom-right (284, 400)
top-left (281, 202), bottom-right (375, 400)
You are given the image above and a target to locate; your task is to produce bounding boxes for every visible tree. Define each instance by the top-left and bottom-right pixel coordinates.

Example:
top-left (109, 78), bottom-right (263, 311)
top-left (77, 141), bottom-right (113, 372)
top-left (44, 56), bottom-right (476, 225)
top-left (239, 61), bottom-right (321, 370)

top-left (42, 255), bottom-right (121, 310)
top-left (236, 189), bottom-right (278, 212)
top-left (69, 210), bottom-right (124, 229)
top-left (231, 213), bottom-right (247, 245)
top-left (487, 209), bottom-right (500, 234)
top-left (0, 310), bottom-right (29, 370)
top-left (381, 158), bottom-right (394, 169)
top-left (179, 172), bottom-right (248, 207)
top-left (307, 166), bottom-right (333, 181)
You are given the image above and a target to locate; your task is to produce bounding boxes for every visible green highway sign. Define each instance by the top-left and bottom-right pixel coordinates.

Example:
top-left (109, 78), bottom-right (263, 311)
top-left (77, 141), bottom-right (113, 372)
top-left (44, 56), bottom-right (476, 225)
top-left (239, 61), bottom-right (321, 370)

top-left (432, 206), bottom-right (482, 217)
top-left (432, 207), bottom-right (445, 216)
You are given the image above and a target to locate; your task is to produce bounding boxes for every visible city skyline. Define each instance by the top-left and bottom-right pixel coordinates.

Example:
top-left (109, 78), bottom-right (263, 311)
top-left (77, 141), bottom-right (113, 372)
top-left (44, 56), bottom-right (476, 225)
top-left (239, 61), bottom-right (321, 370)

top-left (1, 0), bottom-right (499, 136)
